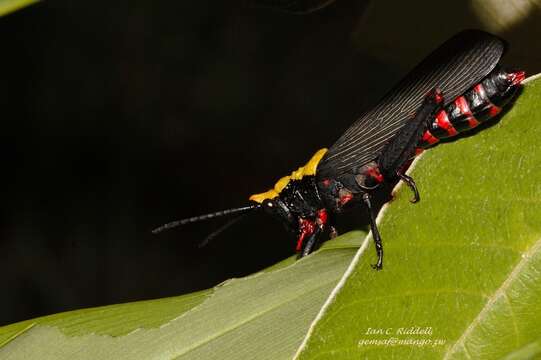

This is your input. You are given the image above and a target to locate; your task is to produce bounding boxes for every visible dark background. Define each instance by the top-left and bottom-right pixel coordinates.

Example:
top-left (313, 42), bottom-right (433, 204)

top-left (1, 0), bottom-right (539, 326)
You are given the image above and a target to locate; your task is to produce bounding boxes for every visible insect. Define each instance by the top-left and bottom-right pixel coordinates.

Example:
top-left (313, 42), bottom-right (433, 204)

top-left (153, 30), bottom-right (525, 270)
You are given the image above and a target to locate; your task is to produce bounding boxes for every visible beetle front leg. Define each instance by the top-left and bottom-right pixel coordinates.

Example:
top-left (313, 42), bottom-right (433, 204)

top-left (296, 218), bottom-right (317, 259)
top-left (299, 227), bottom-right (322, 258)
top-left (296, 209), bottom-right (328, 258)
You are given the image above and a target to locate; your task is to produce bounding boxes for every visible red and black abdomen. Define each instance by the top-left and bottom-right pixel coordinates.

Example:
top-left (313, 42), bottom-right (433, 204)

top-left (419, 67), bottom-right (525, 148)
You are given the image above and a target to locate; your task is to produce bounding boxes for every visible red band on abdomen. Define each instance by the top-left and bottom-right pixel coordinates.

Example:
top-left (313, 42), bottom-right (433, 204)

top-left (488, 105), bottom-right (501, 117)
top-left (455, 96), bottom-right (479, 128)
top-left (474, 83), bottom-right (502, 118)
top-left (435, 110), bottom-right (458, 136)
top-left (422, 130), bottom-right (439, 145)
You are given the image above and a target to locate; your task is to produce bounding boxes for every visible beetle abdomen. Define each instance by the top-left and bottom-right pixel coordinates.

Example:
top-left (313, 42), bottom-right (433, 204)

top-left (419, 67), bottom-right (525, 148)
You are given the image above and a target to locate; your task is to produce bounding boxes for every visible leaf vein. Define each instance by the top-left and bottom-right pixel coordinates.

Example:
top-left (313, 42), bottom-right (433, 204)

top-left (443, 237), bottom-right (541, 359)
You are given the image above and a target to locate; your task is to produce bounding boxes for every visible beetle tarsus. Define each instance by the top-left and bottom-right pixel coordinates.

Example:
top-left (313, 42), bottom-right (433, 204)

top-left (398, 172), bottom-right (420, 203)
top-left (362, 193), bottom-right (383, 270)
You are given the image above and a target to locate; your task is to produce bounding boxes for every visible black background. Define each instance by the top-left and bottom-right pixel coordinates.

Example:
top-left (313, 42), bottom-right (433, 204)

top-left (1, 0), bottom-right (539, 326)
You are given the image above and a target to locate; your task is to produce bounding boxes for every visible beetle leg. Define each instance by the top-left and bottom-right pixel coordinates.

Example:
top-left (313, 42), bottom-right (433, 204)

top-left (397, 172), bottom-right (420, 203)
top-left (297, 210), bottom-right (328, 258)
top-left (299, 228), bottom-right (321, 258)
top-left (362, 193), bottom-right (383, 270)
top-left (296, 217), bottom-right (317, 258)
top-left (378, 88), bottom-right (444, 181)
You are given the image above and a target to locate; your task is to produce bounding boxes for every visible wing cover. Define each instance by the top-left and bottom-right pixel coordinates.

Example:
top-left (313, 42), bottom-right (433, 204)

top-left (317, 30), bottom-right (505, 179)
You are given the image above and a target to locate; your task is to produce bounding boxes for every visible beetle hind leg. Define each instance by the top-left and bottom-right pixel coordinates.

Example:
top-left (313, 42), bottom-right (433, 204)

top-left (377, 88), bottom-right (444, 206)
top-left (377, 88), bottom-right (443, 179)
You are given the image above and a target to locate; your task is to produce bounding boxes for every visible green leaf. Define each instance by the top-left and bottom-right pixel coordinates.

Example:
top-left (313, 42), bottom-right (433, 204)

top-left (501, 339), bottom-right (541, 360)
top-left (0, 0), bottom-right (39, 17)
top-left (1, 75), bottom-right (538, 359)
top-left (0, 231), bottom-right (364, 359)
top-left (296, 75), bottom-right (541, 359)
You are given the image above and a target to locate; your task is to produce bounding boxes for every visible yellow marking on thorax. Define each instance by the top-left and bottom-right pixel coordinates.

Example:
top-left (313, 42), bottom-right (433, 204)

top-left (249, 148), bottom-right (328, 203)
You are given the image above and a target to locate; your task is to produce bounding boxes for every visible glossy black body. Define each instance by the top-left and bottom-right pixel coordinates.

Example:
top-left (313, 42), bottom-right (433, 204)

top-left (156, 30), bottom-right (523, 270)
top-left (260, 176), bottom-right (324, 234)
top-left (316, 30), bottom-right (506, 181)
top-left (271, 30), bottom-right (523, 268)
top-left (425, 67), bottom-right (522, 141)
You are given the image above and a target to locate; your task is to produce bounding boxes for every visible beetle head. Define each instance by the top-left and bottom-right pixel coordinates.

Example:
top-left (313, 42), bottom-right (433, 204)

top-left (260, 198), bottom-right (297, 232)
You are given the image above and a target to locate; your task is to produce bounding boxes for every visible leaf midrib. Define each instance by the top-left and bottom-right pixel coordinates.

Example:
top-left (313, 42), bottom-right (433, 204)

top-left (442, 236), bottom-right (541, 359)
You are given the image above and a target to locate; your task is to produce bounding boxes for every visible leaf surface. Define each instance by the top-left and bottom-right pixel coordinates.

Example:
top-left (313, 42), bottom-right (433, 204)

top-left (0, 0), bottom-right (38, 17)
top-left (297, 76), bottom-right (541, 359)
top-left (0, 232), bottom-right (364, 360)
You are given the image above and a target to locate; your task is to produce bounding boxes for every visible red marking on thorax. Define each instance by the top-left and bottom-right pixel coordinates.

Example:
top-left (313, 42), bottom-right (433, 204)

top-left (296, 218), bottom-right (316, 252)
top-left (339, 193), bottom-right (353, 206)
top-left (367, 167), bottom-right (384, 183)
top-left (422, 130), bottom-right (439, 145)
top-left (455, 96), bottom-right (480, 128)
top-left (317, 209), bottom-right (328, 226)
top-left (415, 147), bottom-right (425, 156)
top-left (435, 110), bottom-right (458, 136)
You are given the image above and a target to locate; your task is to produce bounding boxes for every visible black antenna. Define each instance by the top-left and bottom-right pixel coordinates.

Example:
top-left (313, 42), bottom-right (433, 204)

top-left (151, 204), bottom-right (260, 234)
top-left (198, 213), bottom-right (250, 248)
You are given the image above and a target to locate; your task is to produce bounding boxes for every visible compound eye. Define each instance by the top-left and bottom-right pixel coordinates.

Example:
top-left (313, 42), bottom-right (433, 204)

top-left (262, 199), bottom-right (274, 208)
